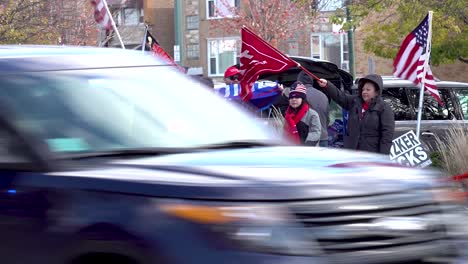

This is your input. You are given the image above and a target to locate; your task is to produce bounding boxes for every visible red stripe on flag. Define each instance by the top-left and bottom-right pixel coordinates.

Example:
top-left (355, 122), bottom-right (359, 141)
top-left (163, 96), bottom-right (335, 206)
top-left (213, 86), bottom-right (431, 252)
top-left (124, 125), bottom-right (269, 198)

top-left (90, 0), bottom-right (112, 30)
top-left (399, 46), bottom-right (420, 77)
top-left (403, 60), bottom-right (419, 81)
top-left (393, 33), bottom-right (415, 68)
top-left (393, 15), bottom-right (442, 105)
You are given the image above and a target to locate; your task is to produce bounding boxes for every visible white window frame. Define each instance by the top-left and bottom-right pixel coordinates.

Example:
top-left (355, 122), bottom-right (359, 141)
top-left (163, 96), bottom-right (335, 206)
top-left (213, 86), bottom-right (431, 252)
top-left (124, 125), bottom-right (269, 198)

top-left (206, 0), bottom-right (239, 19)
top-left (310, 34), bottom-right (322, 60)
top-left (207, 37), bottom-right (240, 77)
top-left (340, 34), bottom-right (349, 70)
top-left (310, 33), bottom-right (349, 70)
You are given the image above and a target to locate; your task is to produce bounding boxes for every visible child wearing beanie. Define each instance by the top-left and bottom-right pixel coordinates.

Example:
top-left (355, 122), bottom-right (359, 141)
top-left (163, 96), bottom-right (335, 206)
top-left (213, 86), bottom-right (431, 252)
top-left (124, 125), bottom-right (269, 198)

top-left (283, 81), bottom-right (322, 145)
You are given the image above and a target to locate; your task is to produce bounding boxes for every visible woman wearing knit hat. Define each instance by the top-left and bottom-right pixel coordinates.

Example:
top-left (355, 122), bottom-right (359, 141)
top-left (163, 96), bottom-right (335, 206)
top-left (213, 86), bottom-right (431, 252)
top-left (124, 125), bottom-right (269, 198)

top-left (316, 75), bottom-right (395, 154)
top-left (284, 81), bottom-right (322, 146)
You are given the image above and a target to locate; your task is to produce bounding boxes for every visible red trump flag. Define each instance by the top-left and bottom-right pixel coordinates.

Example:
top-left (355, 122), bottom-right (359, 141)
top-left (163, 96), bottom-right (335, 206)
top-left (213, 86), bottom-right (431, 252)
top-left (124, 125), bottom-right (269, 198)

top-left (239, 27), bottom-right (297, 101)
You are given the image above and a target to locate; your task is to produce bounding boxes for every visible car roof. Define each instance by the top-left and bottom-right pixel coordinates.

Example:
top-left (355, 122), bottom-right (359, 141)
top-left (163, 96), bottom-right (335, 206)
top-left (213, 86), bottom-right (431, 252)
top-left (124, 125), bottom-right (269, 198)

top-left (0, 45), bottom-right (168, 74)
top-left (353, 75), bottom-right (468, 89)
top-left (288, 55), bottom-right (331, 64)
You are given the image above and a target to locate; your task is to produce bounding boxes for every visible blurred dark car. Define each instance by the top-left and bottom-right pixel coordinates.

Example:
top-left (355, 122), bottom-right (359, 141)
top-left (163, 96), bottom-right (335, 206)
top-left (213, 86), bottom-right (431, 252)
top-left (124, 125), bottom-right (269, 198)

top-left (0, 46), bottom-right (466, 264)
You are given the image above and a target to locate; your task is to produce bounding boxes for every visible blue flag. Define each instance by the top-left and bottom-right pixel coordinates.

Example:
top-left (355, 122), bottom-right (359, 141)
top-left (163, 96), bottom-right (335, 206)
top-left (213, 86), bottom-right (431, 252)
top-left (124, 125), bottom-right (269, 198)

top-left (215, 81), bottom-right (281, 110)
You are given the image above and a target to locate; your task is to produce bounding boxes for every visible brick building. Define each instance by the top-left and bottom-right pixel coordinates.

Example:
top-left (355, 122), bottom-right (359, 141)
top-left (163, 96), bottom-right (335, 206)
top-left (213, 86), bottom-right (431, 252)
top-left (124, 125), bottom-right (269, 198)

top-left (177, 1), bottom-right (353, 81)
top-left (103, 0), bottom-right (175, 55)
top-left (177, 1), bottom-right (467, 82)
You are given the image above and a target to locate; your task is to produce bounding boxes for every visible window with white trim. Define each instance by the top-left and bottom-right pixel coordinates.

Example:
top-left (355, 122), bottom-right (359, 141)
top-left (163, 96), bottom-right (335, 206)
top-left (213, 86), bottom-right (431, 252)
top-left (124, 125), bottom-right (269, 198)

top-left (310, 33), bottom-right (349, 71)
top-left (207, 38), bottom-right (240, 76)
top-left (206, 0), bottom-right (240, 19)
top-left (311, 35), bottom-right (321, 59)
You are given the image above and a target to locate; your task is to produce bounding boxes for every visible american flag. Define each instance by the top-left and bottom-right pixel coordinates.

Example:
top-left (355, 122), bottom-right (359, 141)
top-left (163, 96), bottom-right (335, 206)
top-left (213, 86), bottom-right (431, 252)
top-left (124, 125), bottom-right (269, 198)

top-left (393, 14), bottom-right (441, 104)
top-left (90, 0), bottom-right (112, 31)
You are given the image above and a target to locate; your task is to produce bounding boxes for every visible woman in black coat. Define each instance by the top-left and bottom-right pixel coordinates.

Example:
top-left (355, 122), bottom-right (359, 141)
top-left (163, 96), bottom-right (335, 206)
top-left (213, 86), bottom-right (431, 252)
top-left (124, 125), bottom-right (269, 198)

top-left (317, 74), bottom-right (395, 154)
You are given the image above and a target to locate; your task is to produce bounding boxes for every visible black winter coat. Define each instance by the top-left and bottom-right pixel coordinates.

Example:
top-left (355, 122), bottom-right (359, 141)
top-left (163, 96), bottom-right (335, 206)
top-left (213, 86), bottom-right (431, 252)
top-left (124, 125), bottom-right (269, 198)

top-left (324, 74), bottom-right (395, 154)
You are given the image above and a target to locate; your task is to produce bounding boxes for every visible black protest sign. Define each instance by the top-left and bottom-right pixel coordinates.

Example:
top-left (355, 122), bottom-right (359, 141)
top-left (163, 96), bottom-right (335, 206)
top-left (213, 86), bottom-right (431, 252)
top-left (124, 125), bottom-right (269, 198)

top-left (390, 131), bottom-right (432, 168)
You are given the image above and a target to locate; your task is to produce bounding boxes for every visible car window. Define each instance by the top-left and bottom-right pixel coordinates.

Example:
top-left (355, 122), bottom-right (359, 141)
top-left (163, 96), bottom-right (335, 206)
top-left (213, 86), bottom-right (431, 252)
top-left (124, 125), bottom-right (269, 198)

top-left (382, 87), bottom-right (414, 120)
top-left (408, 88), bottom-right (457, 120)
top-left (453, 89), bottom-right (468, 120)
top-left (0, 67), bottom-right (280, 154)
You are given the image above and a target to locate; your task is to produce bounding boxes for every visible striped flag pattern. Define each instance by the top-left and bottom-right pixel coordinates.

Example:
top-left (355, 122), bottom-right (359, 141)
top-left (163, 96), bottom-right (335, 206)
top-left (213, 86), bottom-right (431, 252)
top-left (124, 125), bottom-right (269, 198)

top-left (90, 0), bottom-right (112, 31)
top-left (393, 14), bottom-right (441, 104)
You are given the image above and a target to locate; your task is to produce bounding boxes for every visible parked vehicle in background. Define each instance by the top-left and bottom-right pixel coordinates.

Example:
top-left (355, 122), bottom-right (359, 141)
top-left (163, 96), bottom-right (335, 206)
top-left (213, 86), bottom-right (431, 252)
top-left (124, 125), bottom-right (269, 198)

top-left (0, 46), bottom-right (467, 264)
top-left (260, 56), bottom-right (468, 151)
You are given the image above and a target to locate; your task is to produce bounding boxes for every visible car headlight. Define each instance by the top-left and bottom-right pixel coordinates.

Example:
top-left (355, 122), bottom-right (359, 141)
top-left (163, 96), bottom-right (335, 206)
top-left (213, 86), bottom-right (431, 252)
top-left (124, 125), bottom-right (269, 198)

top-left (159, 202), bottom-right (320, 256)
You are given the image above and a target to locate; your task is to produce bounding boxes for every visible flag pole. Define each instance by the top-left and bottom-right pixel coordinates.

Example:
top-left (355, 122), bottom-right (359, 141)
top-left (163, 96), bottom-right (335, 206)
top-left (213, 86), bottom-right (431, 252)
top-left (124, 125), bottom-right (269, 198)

top-left (141, 24), bottom-right (148, 53)
top-left (101, 0), bottom-right (125, 49)
top-left (415, 11), bottom-right (433, 139)
top-left (298, 65), bottom-right (320, 81)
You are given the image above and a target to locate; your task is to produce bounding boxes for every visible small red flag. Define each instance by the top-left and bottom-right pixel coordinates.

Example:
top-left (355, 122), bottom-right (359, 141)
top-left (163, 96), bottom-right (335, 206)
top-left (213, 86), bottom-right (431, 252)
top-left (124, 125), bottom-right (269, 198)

top-left (146, 31), bottom-right (186, 73)
top-left (239, 27), bottom-right (297, 101)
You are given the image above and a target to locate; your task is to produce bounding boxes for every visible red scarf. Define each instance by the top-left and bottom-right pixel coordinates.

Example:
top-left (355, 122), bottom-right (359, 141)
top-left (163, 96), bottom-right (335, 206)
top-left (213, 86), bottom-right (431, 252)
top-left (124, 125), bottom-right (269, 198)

top-left (361, 102), bottom-right (369, 120)
top-left (284, 103), bottom-right (309, 144)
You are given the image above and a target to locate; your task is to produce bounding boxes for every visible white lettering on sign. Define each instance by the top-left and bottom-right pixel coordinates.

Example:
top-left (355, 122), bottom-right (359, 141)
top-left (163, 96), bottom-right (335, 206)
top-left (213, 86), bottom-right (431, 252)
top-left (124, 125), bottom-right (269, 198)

top-left (390, 131), bottom-right (432, 168)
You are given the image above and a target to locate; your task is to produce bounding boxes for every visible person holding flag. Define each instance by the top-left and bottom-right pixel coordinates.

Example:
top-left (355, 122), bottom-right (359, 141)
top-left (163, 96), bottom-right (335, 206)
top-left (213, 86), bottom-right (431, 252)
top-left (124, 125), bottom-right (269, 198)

top-left (223, 65), bottom-right (241, 85)
top-left (316, 74), bottom-right (395, 154)
top-left (232, 26), bottom-right (322, 113)
top-left (216, 64), bottom-right (285, 111)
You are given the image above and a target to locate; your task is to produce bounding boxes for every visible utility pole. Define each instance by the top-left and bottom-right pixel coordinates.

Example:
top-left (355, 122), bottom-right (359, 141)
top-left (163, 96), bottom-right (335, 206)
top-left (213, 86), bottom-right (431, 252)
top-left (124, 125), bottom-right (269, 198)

top-left (174, 0), bottom-right (183, 63)
top-left (345, 0), bottom-right (355, 78)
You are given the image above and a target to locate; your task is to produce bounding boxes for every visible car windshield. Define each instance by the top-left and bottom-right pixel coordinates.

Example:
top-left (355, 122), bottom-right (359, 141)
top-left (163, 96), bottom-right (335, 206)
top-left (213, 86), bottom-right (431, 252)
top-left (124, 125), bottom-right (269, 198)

top-left (0, 65), bottom-right (280, 154)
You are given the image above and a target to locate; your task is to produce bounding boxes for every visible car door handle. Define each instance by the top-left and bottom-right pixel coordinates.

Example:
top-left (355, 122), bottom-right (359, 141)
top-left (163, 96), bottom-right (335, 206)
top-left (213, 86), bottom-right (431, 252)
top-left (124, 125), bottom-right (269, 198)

top-left (421, 132), bottom-right (435, 137)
